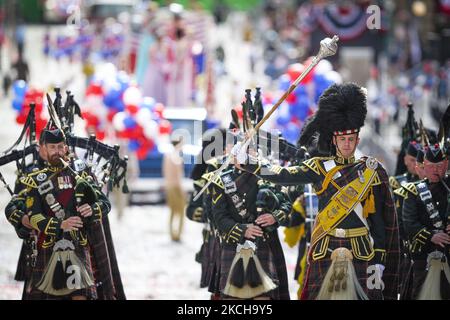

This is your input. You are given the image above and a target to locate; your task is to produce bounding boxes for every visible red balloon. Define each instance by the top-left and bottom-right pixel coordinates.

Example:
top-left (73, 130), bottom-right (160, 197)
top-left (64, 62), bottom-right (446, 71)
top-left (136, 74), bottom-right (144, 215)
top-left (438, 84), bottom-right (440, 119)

top-left (107, 110), bottom-right (117, 122)
top-left (16, 113), bottom-right (27, 124)
top-left (286, 93), bottom-right (297, 104)
top-left (96, 130), bottom-right (105, 141)
top-left (126, 104), bottom-right (139, 115)
top-left (136, 146), bottom-right (149, 160)
top-left (86, 83), bottom-right (104, 96)
top-left (287, 63), bottom-right (304, 82)
top-left (287, 61), bottom-right (314, 84)
top-left (159, 120), bottom-right (172, 135)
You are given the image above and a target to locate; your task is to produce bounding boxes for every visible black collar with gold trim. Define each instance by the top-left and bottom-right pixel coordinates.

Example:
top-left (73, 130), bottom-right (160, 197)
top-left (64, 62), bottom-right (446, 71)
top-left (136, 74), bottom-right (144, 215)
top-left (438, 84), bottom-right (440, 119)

top-left (334, 155), bottom-right (356, 165)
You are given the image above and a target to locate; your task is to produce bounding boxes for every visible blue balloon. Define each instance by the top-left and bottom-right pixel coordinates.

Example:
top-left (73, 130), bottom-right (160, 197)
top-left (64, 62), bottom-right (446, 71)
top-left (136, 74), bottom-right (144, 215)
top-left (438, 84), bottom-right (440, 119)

top-left (128, 139), bottom-right (140, 151)
top-left (276, 114), bottom-right (290, 126)
top-left (294, 84), bottom-right (307, 96)
top-left (123, 116), bottom-right (137, 129)
top-left (284, 123), bottom-right (300, 144)
top-left (12, 98), bottom-right (23, 111)
top-left (113, 99), bottom-right (125, 112)
top-left (103, 88), bottom-right (122, 107)
top-left (278, 74), bottom-right (291, 91)
top-left (290, 99), bottom-right (309, 122)
top-left (13, 80), bottom-right (27, 97)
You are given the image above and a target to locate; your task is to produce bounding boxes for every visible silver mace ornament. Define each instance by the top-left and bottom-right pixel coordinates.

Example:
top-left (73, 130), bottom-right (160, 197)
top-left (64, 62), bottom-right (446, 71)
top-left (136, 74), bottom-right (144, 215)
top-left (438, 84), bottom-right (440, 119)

top-left (193, 35), bottom-right (339, 201)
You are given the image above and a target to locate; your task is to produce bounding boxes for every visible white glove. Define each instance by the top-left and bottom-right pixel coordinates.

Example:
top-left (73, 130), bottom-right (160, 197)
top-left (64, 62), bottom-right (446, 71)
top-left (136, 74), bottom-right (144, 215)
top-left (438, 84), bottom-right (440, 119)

top-left (230, 142), bottom-right (242, 156)
top-left (231, 142), bottom-right (248, 164)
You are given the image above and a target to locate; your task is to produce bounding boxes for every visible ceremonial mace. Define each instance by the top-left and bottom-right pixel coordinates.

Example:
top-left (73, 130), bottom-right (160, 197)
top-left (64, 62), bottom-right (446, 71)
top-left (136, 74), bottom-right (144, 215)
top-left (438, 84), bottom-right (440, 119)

top-left (193, 35), bottom-right (339, 201)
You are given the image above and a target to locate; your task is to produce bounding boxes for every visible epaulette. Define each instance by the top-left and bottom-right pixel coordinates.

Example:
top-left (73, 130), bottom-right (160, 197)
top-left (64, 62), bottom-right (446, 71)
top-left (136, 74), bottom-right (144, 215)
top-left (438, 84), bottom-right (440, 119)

top-left (201, 172), bottom-right (224, 189)
top-left (257, 179), bottom-right (275, 188)
top-left (371, 172), bottom-right (382, 186)
top-left (205, 156), bottom-right (223, 169)
top-left (393, 186), bottom-right (408, 199)
top-left (301, 158), bottom-right (323, 175)
top-left (389, 176), bottom-right (400, 190)
top-left (193, 178), bottom-right (206, 188)
top-left (403, 182), bottom-right (418, 196)
top-left (19, 168), bottom-right (50, 189)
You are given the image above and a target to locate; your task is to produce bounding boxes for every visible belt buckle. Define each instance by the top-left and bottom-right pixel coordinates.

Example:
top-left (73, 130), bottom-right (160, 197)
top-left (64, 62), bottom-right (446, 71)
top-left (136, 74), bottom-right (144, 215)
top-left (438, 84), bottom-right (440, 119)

top-left (335, 228), bottom-right (346, 238)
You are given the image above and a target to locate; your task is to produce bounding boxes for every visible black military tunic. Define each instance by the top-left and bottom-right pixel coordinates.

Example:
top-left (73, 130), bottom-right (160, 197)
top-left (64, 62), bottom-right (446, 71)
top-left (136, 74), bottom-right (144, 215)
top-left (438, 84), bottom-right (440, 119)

top-left (392, 173), bottom-right (420, 299)
top-left (402, 176), bottom-right (450, 299)
top-left (20, 164), bottom-right (111, 300)
top-left (243, 154), bottom-right (400, 300)
top-left (211, 165), bottom-right (291, 299)
top-left (4, 156), bottom-right (47, 299)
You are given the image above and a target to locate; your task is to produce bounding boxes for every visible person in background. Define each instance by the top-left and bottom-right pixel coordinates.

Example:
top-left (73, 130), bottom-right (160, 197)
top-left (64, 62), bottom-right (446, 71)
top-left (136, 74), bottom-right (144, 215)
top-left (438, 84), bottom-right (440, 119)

top-left (163, 136), bottom-right (186, 242)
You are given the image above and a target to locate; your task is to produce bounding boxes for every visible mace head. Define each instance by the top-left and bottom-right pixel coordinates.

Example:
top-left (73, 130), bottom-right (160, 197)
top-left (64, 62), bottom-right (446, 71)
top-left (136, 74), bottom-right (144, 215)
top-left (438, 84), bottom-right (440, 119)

top-left (318, 35), bottom-right (339, 59)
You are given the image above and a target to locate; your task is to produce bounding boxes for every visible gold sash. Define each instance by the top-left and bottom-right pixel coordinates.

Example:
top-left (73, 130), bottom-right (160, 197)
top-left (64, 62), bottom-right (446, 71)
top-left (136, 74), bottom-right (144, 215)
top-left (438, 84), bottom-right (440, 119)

top-left (310, 159), bottom-right (378, 250)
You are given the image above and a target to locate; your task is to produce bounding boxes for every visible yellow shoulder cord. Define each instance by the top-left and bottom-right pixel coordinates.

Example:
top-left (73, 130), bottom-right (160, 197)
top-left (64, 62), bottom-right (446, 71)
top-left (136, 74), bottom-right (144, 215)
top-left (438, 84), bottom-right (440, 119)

top-left (315, 164), bottom-right (345, 195)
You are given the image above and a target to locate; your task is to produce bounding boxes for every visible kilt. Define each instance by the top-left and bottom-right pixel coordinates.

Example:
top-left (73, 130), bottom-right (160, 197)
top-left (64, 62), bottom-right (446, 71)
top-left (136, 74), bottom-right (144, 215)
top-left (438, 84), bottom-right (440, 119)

top-left (207, 235), bottom-right (222, 295)
top-left (14, 242), bottom-right (29, 282)
top-left (102, 216), bottom-right (126, 300)
top-left (302, 236), bottom-right (383, 300)
top-left (398, 252), bottom-right (413, 300)
top-left (219, 233), bottom-right (288, 300)
top-left (25, 244), bottom-right (97, 300)
top-left (200, 231), bottom-right (215, 288)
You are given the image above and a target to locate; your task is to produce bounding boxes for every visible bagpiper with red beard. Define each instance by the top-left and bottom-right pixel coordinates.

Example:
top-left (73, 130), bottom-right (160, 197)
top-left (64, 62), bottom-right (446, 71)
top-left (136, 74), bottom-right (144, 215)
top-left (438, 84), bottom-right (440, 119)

top-left (19, 128), bottom-right (111, 300)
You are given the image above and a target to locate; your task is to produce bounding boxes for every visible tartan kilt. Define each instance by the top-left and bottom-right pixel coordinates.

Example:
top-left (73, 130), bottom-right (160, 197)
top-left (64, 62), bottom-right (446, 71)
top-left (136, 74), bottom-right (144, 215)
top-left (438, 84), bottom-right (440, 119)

top-left (102, 217), bottom-right (126, 300)
top-left (25, 244), bottom-right (97, 300)
top-left (207, 235), bottom-right (222, 294)
top-left (398, 253), bottom-right (413, 300)
top-left (14, 242), bottom-right (29, 282)
top-left (302, 237), bottom-right (383, 300)
top-left (219, 234), bottom-right (285, 300)
top-left (200, 231), bottom-right (215, 288)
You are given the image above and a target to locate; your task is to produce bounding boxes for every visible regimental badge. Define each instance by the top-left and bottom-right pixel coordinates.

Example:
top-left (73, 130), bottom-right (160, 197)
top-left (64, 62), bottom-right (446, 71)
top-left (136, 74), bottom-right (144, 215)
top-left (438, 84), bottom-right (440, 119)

top-left (45, 193), bottom-right (56, 206)
top-left (36, 172), bottom-right (47, 182)
top-left (366, 157), bottom-right (378, 170)
top-left (26, 197), bottom-right (34, 209)
top-left (222, 175), bottom-right (232, 184)
top-left (74, 159), bottom-right (86, 173)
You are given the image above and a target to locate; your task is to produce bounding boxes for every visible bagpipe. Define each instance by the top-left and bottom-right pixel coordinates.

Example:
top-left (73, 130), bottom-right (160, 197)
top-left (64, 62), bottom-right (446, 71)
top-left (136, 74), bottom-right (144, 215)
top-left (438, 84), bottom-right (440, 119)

top-left (194, 35), bottom-right (339, 201)
top-left (0, 88), bottom-right (129, 197)
top-left (230, 86), bottom-right (309, 166)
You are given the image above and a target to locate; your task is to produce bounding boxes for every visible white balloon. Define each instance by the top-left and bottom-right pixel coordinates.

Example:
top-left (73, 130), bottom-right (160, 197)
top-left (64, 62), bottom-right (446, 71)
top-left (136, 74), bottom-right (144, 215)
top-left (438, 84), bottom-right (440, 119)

top-left (123, 86), bottom-right (143, 106)
top-left (143, 120), bottom-right (158, 139)
top-left (324, 71), bottom-right (342, 84)
top-left (314, 60), bottom-right (333, 75)
top-left (112, 112), bottom-right (127, 131)
top-left (136, 108), bottom-right (153, 127)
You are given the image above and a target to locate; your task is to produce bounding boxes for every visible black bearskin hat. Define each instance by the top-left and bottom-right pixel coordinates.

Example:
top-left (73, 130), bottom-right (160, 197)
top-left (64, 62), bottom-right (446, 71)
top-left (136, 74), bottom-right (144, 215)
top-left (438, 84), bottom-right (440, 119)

top-left (298, 82), bottom-right (367, 154)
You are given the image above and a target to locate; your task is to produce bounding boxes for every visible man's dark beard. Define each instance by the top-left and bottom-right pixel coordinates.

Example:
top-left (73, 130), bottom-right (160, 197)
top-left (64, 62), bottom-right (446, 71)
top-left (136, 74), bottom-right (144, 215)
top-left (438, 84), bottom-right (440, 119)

top-left (48, 155), bottom-right (66, 167)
